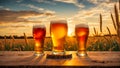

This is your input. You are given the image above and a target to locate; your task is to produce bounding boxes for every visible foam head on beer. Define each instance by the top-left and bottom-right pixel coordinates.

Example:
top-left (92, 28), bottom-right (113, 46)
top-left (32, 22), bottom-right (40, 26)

top-left (75, 24), bottom-right (89, 36)
top-left (33, 25), bottom-right (46, 39)
top-left (76, 24), bottom-right (89, 28)
top-left (51, 20), bottom-right (67, 24)
top-left (33, 25), bottom-right (45, 29)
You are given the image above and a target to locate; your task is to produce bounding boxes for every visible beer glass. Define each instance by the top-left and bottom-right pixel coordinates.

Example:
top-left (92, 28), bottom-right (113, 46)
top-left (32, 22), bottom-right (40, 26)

top-left (50, 20), bottom-right (68, 55)
top-left (75, 23), bottom-right (89, 57)
top-left (33, 25), bottom-right (46, 56)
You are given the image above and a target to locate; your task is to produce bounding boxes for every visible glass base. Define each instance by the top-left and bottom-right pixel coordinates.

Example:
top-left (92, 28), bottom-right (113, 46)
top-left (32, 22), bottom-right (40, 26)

top-left (34, 52), bottom-right (44, 56)
top-left (77, 51), bottom-right (87, 57)
top-left (52, 51), bottom-right (65, 55)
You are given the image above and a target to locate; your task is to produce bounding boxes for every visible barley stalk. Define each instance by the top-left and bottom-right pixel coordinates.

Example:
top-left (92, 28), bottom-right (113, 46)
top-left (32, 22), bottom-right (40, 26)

top-left (100, 14), bottom-right (102, 33)
top-left (114, 4), bottom-right (120, 37)
top-left (10, 35), bottom-right (15, 48)
top-left (119, 0), bottom-right (120, 11)
top-left (4, 35), bottom-right (6, 45)
top-left (111, 13), bottom-right (117, 30)
top-left (93, 27), bottom-right (97, 35)
top-left (24, 33), bottom-right (28, 46)
top-left (106, 26), bottom-right (112, 38)
top-left (9, 35), bottom-right (13, 49)
top-left (11, 35), bottom-right (15, 42)
top-left (0, 41), bottom-right (4, 51)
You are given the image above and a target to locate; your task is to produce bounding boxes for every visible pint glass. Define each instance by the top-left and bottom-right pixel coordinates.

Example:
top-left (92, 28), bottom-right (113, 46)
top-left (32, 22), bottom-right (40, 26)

top-left (75, 24), bottom-right (89, 57)
top-left (50, 20), bottom-right (68, 55)
top-left (33, 25), bottom-right (46, 56)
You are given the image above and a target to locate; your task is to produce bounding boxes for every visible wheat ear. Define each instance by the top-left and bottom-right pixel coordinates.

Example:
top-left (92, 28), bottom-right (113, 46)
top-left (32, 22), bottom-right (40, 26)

top-left (106, 27), bottom-right (112, 38)
top-left (24, 33), bottom-right (28, 46)
top-left (111, 13), bottom-right (117, 30)
top-left (100, 14), bottom-right (102, 33)
top-left (114, 4), bottom-right (120, 37)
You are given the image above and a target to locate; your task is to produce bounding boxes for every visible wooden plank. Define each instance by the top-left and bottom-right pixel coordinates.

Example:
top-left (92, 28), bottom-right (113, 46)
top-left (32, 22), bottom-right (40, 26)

top-left (0, 51), bottom-right (120, 66)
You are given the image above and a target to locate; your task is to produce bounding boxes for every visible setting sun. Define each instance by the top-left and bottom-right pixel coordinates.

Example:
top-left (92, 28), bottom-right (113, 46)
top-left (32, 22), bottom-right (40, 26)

top-left (68, 28), bottom-right (74, 37)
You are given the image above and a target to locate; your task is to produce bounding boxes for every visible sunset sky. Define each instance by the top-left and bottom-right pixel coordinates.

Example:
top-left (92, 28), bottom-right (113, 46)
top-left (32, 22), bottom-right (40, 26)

top-left (0, 0), bottom-right (119, 37)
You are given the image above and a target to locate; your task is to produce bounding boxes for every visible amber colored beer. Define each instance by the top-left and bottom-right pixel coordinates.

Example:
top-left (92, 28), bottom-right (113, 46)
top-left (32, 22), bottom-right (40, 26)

top-left (75, 24), bottom-right (89, 57)
top-left (33, 25), bottom-right (46, 56)
top-left (50, 20), bottom-right (68, 55)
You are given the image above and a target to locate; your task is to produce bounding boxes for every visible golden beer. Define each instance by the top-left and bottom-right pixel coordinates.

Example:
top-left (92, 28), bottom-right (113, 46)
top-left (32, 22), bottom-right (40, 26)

top-left (75, 24), bottom-right (89, 57)
top-left (33, 25), bottom-right (46, 56)
top-left (50, 20), bottom-right (68, 55)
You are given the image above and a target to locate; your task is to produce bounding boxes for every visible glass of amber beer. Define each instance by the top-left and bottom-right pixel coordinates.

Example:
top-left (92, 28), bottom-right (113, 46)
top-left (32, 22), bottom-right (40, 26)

top-left (75, 23), bottom-right (89, 57)
top-left (33, 24), bottom-right (46, 56)
top-left (50, 20), bottom-right (68, 55)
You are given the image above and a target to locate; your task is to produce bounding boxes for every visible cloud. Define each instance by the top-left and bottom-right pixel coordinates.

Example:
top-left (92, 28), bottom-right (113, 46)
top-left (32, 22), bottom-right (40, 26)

top-left (16, 0), bottom-right (23, 3)
top-left (71, 0), bottom-right (118, 23)
top-left (27, 4), bottom-right (44, 11)
top-left (55, 0), bottom-right (77, 3)
top-left (33, 0), bottom-right (56, 5)
top-left (0, 6), bottom-right (11, 10)
top-left (0, 10), bottom-right (41, 23)
top-left (54, 0), bottom-right (85, 8)
top-left (88, 0), bottom-right (110, 4)
top-left (25, 4), bottom-right (56, 16)
top-left (0, 10), bottom-right (55, 23)
top-left (88, 0), bottom-right (118, 5)
top-left (45, 10), bottom-right (56, 16)
top-left (68, 0), bottom-right (119, 35)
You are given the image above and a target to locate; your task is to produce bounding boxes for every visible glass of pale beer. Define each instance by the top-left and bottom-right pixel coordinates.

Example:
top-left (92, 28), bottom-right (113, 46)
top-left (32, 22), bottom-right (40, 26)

top-left (75, 23), bottom-right (89, 57)
top-left (33, 24), bottom-right (46, 56)
top-left (50, 20), bottom-right (68, 55)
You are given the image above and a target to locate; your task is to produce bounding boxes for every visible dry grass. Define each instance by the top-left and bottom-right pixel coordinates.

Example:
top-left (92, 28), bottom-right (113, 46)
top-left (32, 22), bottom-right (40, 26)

top-left (111, 13), bottom-right (117, 30)
top-left (119, 0), bottom-right (120, 11)
top-left (93, 27), bottom-right (97, 35)
top-left (0, 36), bottom-right (120, 51)
top-left (106, 27), bottom-right (112, 38)
top-left (24, 33), bottom-right (29, 46)
top-left (114, 4), bottom-right (120, 37)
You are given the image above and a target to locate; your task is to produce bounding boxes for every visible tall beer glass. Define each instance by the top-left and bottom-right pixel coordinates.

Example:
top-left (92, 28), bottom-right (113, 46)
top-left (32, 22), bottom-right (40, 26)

top-left (75, 23), bottom-right (89, 57)
top-left (33, 25), bottom-right (46, 56)
top-left (50, 20), bottom-right (68, 55)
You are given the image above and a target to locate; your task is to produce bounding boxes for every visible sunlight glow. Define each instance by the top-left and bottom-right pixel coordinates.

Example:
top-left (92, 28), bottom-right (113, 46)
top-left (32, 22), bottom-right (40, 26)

top-left (68, 28), bottom-right (74, 37)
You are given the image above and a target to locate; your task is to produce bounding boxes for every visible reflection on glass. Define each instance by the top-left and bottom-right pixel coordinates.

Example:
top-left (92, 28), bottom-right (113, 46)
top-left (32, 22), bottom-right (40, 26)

top-left (33, 25), bottom-right (46, 56)
top-left (75, 23), bottom-right (89, 57)
top-left (50, 20), bottom-right (68, 55)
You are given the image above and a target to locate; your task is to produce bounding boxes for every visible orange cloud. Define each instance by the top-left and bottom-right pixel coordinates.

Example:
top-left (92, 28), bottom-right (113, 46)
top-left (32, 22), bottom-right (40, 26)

top-left (0, 10), bottom-right (55, 23)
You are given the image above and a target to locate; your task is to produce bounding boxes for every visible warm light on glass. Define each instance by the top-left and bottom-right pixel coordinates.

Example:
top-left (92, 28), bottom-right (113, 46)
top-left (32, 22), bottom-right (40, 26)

top-left (75, 23), bottom-right (89, 57)
top-left (68, 28), bottom-right (73, 37)
top-left (33, 25), bottom-right (46, 56)
top-left (50, 20), bottom-right (68, 55)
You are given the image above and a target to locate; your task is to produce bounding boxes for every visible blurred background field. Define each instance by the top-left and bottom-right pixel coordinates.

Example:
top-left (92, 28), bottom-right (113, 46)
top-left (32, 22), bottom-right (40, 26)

top-left (0, 1), bottom-right (120, 51)
top-left (0, 35), bottom-right (120, 51)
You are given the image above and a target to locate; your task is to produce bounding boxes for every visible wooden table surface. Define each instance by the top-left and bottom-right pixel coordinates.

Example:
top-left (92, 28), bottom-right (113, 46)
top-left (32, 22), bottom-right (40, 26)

top-left (0, 51), bottom-right (120, 67)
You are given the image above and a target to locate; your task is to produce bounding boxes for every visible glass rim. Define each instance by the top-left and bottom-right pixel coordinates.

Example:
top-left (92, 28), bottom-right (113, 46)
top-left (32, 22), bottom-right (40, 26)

top-left (50, 20), bottom-right (67, 24)
top-left (33, 24), bottom-right (46, 28)
top-left (75, 23), bottom-right (89, 28)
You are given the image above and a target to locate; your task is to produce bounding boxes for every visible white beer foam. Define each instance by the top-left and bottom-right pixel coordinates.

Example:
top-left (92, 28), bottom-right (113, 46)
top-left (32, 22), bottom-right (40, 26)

top-left (33, 25), bottom-right (45, 28)
top-left (51, 20), bottom-right (67, 23)
top-left (76, 24), bottom-right (88, 28)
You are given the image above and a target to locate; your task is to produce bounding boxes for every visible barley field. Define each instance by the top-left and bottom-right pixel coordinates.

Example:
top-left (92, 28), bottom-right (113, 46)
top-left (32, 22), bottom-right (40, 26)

top-left (0, 36), bottom-right (120, 51)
